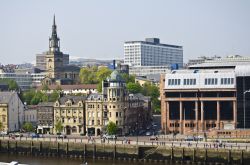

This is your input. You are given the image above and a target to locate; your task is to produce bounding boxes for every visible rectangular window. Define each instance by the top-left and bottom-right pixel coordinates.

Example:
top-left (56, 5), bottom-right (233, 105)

top-left (194, 79), bottom-right (196, 85)
top-left (221, 78), bottom-right (223, 85)
top-left (187, 79), bottom-right (190, 85)
top-left (178, 79), bottom-right (180, 85)
top-left (211, 78), bottom-right (214, 85)
top-left (208, 78), bottom-right (211, 85)
top-left (215, 78), bottom-right (218, 85)
top-left (184, 79), bottom-right (186, 85)
top-left (231, 78), bottom-right (234, 84)
top-left (116, 112), bottom-right (118, 117)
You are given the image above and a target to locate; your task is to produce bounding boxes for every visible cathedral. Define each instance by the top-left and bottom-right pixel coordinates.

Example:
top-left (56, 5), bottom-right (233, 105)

top-left (37, 15), bottom-right (80, 85)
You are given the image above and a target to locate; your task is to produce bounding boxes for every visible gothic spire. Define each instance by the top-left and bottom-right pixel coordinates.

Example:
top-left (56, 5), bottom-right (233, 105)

top-left (49, 15), bottom-right (60, 52)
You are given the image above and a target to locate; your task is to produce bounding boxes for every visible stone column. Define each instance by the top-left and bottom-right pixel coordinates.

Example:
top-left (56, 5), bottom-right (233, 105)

top-left (195, 101), bottom-right (198, 132)
top-left (201, 101), bottom-right (204, 132)
top-left (166, 101), bottom-right (169, 133)
top-left (217, 101), bottom-right (220, 129)
top-left (233, 101), bottom-right (237, 129)
top-left (180, 101), bottom-right (183, 134)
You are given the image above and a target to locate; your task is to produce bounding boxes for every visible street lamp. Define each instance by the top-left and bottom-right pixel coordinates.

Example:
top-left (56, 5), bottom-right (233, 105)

top-left (243, 89), bottom-right (250, 129)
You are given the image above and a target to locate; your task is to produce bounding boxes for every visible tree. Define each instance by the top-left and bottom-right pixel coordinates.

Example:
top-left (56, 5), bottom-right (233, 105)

top-left (96, 67), bottom-right (112, 82)
top-left (106, 121), bottom-right (117, 135)
top-left (97, 81), bottom-right (102, 93)
top-left (22, 122), bottom-right (34, 132)
top-left (49, 90), bottom-right (59, 102)
top-left (42, 84), bottom-right (50, 91)
top-left (55, 120), bottom-right (63, 134)
top-left (126, 82), bottom-right (142, 94)
top-left (141, 83), bottom-right (160, 113)
top-left (22, 89), bottom-right (36, 105)
top-left (0, 79), bottom-right (19, 91)
top-left (79, 67), bottom-right (98, 84)
top-left (121, 73), bottom-right (135, 83)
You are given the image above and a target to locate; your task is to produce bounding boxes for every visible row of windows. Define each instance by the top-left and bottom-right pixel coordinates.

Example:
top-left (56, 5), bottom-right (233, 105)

top-left (184, 79), bottom-right (196, 85)
top-left (205, 78), bottom-right (218, 85)
top-left (168, 78), bottom-right (235, 86)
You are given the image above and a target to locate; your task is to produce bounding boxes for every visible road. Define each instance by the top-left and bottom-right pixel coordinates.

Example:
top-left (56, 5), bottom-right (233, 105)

top-left (1, 134), bottom-right (250, 151)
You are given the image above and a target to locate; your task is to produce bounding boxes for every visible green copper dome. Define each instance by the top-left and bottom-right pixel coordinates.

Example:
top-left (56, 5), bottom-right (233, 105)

top-left (109, 70), bottom-right (123, 81)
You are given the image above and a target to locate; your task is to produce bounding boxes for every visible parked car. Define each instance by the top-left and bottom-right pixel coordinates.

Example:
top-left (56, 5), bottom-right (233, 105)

top-left (0, 131), bottom-right (8, 136)
top-left (58, 134), bottom-right (67, 139)
top-left (184, 136), bottom-right (194, 141)
top-left (149, 136), bottom-right (158, 141)
top-left (30, 133), bottom-right (40, 138)
top-left (103, 134), bottom-right (117, 140)
top-left (14, 132), bottom-right (23, 137)
top-left (145, 131), bottom-right (151, 136)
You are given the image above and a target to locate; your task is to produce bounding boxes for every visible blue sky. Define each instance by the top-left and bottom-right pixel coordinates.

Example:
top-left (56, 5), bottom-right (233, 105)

top-left (0, 0), bottom-right (249, 64)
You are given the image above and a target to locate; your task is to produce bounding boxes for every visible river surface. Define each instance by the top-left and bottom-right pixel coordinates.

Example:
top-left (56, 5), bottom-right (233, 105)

top-left (0, 154), bottom-right (156, 165)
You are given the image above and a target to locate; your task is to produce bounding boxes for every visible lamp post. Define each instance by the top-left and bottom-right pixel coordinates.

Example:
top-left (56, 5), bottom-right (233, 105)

top-left (243, 89), bottom-right (250, 129)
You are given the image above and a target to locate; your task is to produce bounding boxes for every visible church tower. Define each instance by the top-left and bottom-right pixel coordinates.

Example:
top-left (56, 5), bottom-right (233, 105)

top-left (46, 15), bottom-right (64, 79)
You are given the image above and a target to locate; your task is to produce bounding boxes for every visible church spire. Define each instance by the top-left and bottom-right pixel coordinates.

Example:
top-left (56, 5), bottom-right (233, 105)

top-left (49, 15), bottom-right (60, 52)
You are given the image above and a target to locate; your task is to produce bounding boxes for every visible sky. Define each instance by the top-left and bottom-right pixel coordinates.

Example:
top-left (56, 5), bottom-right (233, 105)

top-left (0, 0), bottom-right (250, 64)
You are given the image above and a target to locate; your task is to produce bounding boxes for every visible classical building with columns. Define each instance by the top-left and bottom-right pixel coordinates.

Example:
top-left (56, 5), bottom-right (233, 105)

top-left (160, 64), bottom-right (250, 135)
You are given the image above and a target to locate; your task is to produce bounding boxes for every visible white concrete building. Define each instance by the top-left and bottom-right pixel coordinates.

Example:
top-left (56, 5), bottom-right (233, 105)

top-left (124, 38), bottom-right (183, 68)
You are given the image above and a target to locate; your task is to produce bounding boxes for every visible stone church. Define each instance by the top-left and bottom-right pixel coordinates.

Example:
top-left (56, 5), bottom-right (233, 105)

top-left (38, 16), bottom-right (80, 85)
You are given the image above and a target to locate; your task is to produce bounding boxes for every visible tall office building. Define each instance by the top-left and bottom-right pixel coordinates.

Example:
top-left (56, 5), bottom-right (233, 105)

top-left (124, 38), bottom-right (183, 68)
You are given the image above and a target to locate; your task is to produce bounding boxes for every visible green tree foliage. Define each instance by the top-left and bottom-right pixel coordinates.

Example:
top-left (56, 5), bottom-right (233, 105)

top-left (55, 120), bottom-right (63, 134)
top-left (42, 84), bottom-right (50, 91)
top-left (106, 121), bottom-right (117, 135)
top-left (96, 67), bottom-right (112, 82)
top-left (22, 122), bottom-right (34, 132)
top-left (0, 79), bottom-right (19, 90)
top-left (22, 89), bottom-right (36, 105)
top-left (97, 81), bottom-right (102, 93)
top-left (126, 82), bottom-right (142, 94)
top-left (121, 73), bottom-right (135, 83)
top-left (79, 66), bottom-right (112, 85)
top-left (22, 89), bottom-right (62, 105)
top-left (49, 91), bottom-right (59, 102)
top-left (141, 83), bottom-right (160, 113)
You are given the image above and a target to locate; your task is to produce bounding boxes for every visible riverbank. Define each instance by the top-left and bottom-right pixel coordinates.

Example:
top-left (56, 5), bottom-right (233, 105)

top-left (0, 139), bottom-right (249, 164)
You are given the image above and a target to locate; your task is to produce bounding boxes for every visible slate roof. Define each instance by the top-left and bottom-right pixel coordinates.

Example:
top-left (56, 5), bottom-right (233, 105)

top-left (0, 92), bottom-right (16, 104)
top-left (58, 95), bottom-right (86, 105)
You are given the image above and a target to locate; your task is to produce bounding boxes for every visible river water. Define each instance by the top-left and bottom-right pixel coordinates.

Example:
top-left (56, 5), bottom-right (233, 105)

top-left (0, 154), bottom-right (153, 165)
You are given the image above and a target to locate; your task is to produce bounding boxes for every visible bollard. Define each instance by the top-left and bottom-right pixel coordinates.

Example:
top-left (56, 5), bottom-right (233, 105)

top-left (30, 141), bottom-right (33, 154)
top-left (57, 142), bottom-right (60, 155)
top-left (113, 145), bottom-right (116, 160)
top-left (170, 147), bottom-right (174, 161)
top-left (39, 141), bottom-right (42, 152)
top-left (83, 143), bottom-right (86, 158)
top-left (192, 148), bottom-right (196, 162)
top-left (66, 143), bottom-right (69, 156)
top-left (93, 144), bottom-right (96, 159)
top-left (182, 148), bottom-right (184, 160)
top-left (227, 150), bottom-right (231, 164)
top-left (240, 150), bottom-right (244, 165)
top-left (15, 141), bottom-right (18, 153)
top-left (204, 149), bottom-right (207, 162)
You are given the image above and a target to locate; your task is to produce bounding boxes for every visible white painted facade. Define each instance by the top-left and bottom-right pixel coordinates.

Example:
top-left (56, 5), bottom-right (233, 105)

top-left (124, 39), bottom-right (183, 68)
top-left (164, 69), bottom-right (236, 89)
